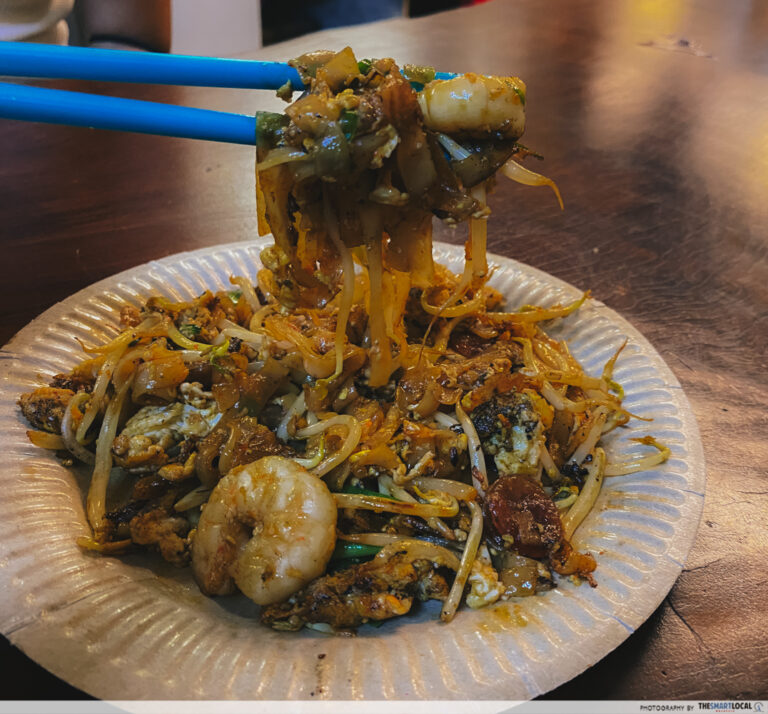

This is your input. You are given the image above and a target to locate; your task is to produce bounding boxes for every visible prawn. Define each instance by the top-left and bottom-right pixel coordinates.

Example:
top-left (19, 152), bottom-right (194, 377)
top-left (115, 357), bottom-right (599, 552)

top-left (191, 456), bottom-right (337, 605)
top-left (418, 73), bottom-right (526, 139)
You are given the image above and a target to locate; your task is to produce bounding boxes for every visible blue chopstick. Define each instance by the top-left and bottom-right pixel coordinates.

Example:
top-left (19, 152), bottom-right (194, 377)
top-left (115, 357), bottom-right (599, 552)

top-left (0, 42), bottom-right (456, 89)
top-left (0, 82), bottom-right (257, 144)
top-left (0, 42), bottom-right (304, 90)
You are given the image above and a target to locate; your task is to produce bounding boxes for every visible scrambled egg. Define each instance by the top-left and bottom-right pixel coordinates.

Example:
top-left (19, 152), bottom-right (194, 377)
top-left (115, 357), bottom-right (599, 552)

top-left (121, 400), bottom-right (221, 448)
top-left (466, 559), bottom-right (503, 609)
top-left (472, 392), bottom-right (542, 476)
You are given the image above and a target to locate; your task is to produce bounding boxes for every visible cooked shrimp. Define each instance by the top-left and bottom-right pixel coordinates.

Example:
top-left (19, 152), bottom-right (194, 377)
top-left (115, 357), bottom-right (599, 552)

top-left (418, 73), bottom-right (526, 139)
top-left (191, 456), bottom-right (337, 605)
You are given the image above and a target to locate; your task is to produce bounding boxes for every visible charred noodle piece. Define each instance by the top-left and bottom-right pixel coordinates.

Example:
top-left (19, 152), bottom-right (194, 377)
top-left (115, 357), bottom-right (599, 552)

top-left (129, 505), bottom-right (191, 566)
top-left (49, 365), bottom-right (97, 393)
top-left (18, 387), bottom-right (74, 434)
top-left (98, 474), bottom-right (193, 563)
top-left (261, 539), bottom-right (459, 631)
top-left (216, 415), bottom-right (296, 475)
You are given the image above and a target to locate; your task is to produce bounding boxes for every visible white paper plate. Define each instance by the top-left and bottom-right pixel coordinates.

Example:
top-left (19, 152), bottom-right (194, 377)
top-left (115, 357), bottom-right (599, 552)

top-left (0, 239), bottom-right (705, 700)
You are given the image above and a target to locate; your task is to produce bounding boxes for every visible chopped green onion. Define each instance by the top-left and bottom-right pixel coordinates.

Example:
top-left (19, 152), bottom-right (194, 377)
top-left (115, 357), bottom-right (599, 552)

top-left (179, 324), bottom-right (201, 340)
top-left (330, 542), bottom-right (382, 562)
top-left (255, 111), bottom-right (289, 148)
top-left (340, 109), bottom-right (359, 141)
top-left (357, 59), bottom-right (373, 75)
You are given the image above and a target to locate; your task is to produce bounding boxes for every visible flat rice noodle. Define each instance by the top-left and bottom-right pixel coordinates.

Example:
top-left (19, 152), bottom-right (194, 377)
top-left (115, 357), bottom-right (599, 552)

top-left (396, 126), bottom-right (437, 196)
top-left (363, 210), bottom-right (396, 388)
top-left (257, 163), bottom-right (299, 257)
top-left (379, 69), bottom-right (420, 130)
top-left (315, 46), bottom-right (360, 92)
top-left (378, 71), bottom-right (437, 196)
top-left (384, 207), bottom-right (434, 288)
top-left (218, 415), bottom-right (292, 474)
top-left (349, 443), bottom-right (404, 473)
top-left (196, 420), bottom-right (228, 486)
top-left (296, 227), bottom-right (321, 274)
top-left (396, 365), bottom-right (459, 416)
top-left (305, 350), bottom-right (366, 413)
top-left (357, 403), bottom-right (401, 450)
top-left (237, 358), bottom-right (291, 416)
top-left (262, 314), bottom-right (340, 379)
top-left (255, 167), bottom-right (273, 237)
top-left (288, 50), bottom-right (337, 83)
top-left (132, 344), bottom-right (189, 404)
top-left (461, 371), bottom-right (532, 413)
top-left (330, 177), bottom-right (377, 249)
top-left (285, 93), bottom-right (341, 132)
top-left (211, 354), bottom-right (289, 415)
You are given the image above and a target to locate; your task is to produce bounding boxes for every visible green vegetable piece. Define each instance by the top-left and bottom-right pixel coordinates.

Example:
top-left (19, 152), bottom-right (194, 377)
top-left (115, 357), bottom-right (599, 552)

top-left (330, 542), bottom-right (382, 562)
top-left (255, 111), bottom-right (289, 148)
top-left (227, 289), bottom-right (242, 304)
top-left (276, 80), bottom-right (293, 101)
top-left (179, 324), bottom-right (201, 340)
top-left (513, 86), bottom-right (526, 106)
top-left (357, 59), bottom-right (373, 75)
top-left (340, 109), bottom-right (359, 140)
top-left (402, 63), bottom-right (436, 85)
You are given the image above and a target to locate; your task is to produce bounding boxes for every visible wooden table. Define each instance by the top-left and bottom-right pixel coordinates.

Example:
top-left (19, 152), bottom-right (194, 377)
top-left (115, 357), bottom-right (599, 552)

top-left (1, 0), bottom-right (766, 701)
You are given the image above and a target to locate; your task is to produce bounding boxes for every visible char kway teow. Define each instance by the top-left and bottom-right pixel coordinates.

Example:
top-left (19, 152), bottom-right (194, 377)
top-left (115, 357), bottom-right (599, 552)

top-left (19, 47), bottom-right (668, 633)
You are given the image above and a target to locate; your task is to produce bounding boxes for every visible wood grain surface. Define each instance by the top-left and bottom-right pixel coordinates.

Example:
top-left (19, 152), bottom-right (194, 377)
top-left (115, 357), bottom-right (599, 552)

top-left (1, 0), bottom-right (767, 701)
